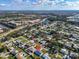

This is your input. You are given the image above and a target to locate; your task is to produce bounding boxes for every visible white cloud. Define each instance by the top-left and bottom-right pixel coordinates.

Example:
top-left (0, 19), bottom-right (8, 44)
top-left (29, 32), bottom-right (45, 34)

top-left (14, 0), bottom-right (23, 3)
top-left (0, 4), bottom-right (6, 6)
top-left (0, 0), bottom-right (79, 10)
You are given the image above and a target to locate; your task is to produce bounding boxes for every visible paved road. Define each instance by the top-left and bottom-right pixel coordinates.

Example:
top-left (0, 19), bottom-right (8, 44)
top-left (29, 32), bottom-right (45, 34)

top-left (0, 25), bottom-right (27, 38)
top-left (0, 23), bottom-right (36, 38)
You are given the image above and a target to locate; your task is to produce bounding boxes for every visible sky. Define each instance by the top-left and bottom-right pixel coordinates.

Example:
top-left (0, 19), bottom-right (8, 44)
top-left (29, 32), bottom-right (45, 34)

top-left (0, 0), bottom-right (79, 10)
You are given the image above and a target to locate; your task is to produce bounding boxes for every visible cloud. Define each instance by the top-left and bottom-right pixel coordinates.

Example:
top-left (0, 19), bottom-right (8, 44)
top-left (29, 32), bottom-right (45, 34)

top-left (0, 0), bottom-right (79, 10)
top-left (0, 4), bottom-right (6, 6)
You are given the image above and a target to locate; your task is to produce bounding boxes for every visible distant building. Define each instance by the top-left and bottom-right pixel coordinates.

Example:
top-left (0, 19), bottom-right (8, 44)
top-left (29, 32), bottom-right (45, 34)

top-left (0, 28), bottom-right (4, 33)
top-left (67, 14), bottom-right (79, 22)
top-left (28, 19), bottom-right (41, 24)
